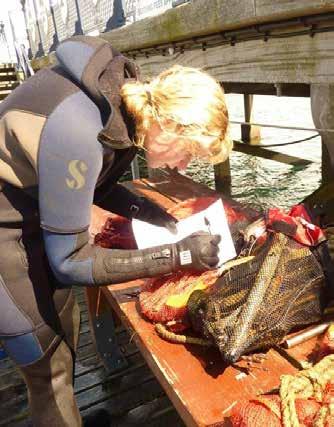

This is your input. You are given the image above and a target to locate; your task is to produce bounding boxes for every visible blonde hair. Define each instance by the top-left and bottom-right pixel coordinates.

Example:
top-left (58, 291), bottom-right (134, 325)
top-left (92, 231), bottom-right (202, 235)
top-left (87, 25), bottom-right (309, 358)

top-left (120, 65), bottom-right (232, 164)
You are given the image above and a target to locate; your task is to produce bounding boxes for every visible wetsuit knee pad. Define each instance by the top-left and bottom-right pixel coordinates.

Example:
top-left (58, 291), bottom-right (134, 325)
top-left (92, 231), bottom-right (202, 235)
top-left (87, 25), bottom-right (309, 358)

top-left (0, 288), bottom-right (79, 367)
top-left (1, 332), bottom-right (44, 366)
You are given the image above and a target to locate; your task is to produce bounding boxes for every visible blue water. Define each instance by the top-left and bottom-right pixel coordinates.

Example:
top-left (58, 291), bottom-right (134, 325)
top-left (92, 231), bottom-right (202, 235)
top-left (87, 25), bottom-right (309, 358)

top-left (186, 94), bottom-right (321, 211)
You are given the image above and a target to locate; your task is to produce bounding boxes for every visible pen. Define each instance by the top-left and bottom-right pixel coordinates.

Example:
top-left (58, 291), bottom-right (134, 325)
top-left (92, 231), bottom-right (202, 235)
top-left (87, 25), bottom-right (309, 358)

top-left (204, 216), bottom-right (212, 235)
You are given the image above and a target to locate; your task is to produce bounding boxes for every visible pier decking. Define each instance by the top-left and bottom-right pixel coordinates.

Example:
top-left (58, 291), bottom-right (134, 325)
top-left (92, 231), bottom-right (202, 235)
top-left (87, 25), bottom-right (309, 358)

top-left (0, 287), bottom-right (185, 426)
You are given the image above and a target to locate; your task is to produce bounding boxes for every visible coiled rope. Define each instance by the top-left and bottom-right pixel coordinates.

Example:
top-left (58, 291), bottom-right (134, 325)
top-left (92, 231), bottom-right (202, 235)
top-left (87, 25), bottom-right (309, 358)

top-left (280, 354), bottom-right (334, 427)
top-left (155, 323), bottom-right (213, 346)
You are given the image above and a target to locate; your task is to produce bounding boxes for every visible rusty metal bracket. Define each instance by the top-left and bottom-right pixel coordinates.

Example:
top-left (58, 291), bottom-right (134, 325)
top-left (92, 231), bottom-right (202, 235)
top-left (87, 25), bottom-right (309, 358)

top-left (92, 312), bottom-right (128, 374)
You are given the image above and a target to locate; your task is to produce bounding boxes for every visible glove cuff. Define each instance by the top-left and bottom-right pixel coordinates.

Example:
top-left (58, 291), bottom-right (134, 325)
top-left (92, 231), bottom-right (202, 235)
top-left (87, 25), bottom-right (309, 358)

top-left (96, 184), bottom-right (142, 219)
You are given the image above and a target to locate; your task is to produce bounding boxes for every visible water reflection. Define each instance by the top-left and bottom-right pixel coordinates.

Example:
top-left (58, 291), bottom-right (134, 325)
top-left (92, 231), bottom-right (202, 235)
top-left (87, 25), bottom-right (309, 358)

top-left (185, 95), bottom-right (321, 211)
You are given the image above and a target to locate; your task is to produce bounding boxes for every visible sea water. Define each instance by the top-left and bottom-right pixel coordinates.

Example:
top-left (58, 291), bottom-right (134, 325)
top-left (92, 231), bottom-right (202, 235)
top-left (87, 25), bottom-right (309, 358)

top-left (186, 94), bottom-right (322, 211)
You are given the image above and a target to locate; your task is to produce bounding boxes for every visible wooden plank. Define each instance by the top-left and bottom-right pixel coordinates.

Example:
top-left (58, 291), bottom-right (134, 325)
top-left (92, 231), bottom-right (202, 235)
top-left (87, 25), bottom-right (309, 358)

top-left (102, 0), bottom-right (254, 51)
top-left (76, 371), bottom-right (161, 412)
top-left (255, 0), bottom-right (333, 18)
top-left (233, 141), bottom-right (313, 166)
top-left (129, 170), bottom-right (216, 202)
top-left (76, 331), bottom-right (92, 348)
top-left (0, 82), bottom-right (19, 89)
top-left (100, 0), bottom-right (334, 53)
top-left (124, 173), bottom-right (259, 227)
top-left (0, 63), bottom-right (16, 70)
top-left (103, 282), bottom-right (296, 427)
top-left (0, 401), bottom-right (29, 426)
top-left (1, 357), bottom-right (155, 426)
top-left (132, 31), bottom-right (334, 84)
top-left (32, 0), bottom-right (334, 86)
top-left (0, 335), bottom-right (146, 426)
top-left (81, 310), bottom-right (89, 322)
top-left (0, 358), bottom-right (14, 371)
top-left (0, 330), bottom-right (138, 394)
top-left (9, 397), bottom-right (184, 427)
top-left (223, 82), bottom-right (310, 96)
top-left (80, 395), bottom-right (185, 427)
top-left (75, 292), bottom-right (87, 304)
top-left (75, 359), bottom-right (147, 395)
top-left (80, 321), bottom-right (91, 334)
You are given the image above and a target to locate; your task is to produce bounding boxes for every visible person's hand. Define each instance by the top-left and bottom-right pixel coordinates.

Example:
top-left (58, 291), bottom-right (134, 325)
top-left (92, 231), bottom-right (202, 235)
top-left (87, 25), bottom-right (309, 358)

top-left (132, 197), bottom-right (178, 234)
top-left (174, 231), bottom-right (221, 271)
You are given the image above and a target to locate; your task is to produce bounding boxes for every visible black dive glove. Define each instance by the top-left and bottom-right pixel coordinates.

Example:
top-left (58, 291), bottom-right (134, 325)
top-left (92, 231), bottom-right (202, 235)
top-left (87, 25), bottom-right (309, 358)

top-left (174, 232), bottom-right (221, 271)
top-left (98, 184), bottom-right (177, 233)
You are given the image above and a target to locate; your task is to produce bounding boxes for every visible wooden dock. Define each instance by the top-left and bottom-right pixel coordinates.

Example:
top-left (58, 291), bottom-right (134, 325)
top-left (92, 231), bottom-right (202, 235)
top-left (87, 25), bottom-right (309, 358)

top-left (0, 287), bottom-right (185, 426)
top-left (29, 0), bottom-right (334, 188)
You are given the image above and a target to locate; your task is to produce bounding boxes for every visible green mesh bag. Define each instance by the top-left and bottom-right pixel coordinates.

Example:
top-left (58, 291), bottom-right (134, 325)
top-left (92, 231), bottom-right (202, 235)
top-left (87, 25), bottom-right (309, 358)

top-left (187, 232), bottom-right (327, 363)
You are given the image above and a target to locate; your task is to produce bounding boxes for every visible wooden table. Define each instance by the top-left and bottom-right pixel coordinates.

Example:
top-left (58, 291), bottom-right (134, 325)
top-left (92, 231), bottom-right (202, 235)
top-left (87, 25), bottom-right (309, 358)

top-left (86, 172), bottom-right (317, 427)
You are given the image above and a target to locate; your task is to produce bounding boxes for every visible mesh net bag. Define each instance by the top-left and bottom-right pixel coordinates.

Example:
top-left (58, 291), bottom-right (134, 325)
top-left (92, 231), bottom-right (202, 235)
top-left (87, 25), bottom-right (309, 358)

top-left (230, 395), bottom-right (322, 427)
top-left (188, 231), bottom-right (327, 363)
top-left (94, 213), bottom-right (137, 249)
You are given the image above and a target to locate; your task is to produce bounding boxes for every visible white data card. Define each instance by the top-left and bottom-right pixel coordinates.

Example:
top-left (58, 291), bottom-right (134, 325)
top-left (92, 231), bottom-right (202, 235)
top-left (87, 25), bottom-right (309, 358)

top-left (132, 199), bottom-right (236, 266)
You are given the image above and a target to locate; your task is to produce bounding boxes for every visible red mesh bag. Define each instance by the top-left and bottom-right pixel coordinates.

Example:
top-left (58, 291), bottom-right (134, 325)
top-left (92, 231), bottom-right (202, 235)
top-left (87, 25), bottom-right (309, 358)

top-left (313, 325), bottom-right (334, 362)
top-left (139, 269), bottom-right (220, 331)
top-left (230, 396), bottom-right (282, 427)
top-left (322, 381), bottom-right (334, 427)
top-left (230, 395), bottom-right (321, 427)
top-left (94, 213), bottom-right (137, 249)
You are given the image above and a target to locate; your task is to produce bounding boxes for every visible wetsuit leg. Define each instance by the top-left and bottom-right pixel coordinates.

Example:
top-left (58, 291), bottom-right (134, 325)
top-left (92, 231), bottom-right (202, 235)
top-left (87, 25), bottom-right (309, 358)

top-left (0, 184), bottom-right (81, 426)
top-left (19, 337), bottom-right (82, 427)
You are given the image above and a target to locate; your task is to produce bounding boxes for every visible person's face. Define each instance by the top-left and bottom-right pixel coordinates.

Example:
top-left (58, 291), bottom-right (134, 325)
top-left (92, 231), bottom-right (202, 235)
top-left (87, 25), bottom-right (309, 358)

top-left (144, 122), bottom-right (192, 171)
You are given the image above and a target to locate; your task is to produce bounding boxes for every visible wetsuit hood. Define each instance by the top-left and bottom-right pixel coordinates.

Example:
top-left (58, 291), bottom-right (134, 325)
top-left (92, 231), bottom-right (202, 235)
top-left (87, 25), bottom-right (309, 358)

top-left (56, 35), bottom-right (139, 149)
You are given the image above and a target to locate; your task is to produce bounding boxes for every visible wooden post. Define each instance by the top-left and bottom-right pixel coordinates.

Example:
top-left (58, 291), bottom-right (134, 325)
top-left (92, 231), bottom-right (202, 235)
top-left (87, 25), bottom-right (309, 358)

top-left (311, 84), bottom-right (334, 185)
top-left (214, 160), bottom-right (231, 195)
top-left (241, 94), bottom-right (261, 144)
top-left (322, 143), bottom-right (333, 184)
top-left (241, 94), bottom-right (253, 143)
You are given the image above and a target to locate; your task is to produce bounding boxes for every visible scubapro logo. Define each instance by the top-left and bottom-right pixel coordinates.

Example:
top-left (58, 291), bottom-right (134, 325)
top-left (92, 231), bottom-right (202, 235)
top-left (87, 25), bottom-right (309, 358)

top-left (66, 160), bottom-right (88, 190)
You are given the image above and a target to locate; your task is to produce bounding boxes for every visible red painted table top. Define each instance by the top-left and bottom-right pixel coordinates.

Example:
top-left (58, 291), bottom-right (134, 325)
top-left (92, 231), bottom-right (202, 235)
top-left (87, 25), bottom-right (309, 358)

top-left (100, 173), bottom-right (318, 426)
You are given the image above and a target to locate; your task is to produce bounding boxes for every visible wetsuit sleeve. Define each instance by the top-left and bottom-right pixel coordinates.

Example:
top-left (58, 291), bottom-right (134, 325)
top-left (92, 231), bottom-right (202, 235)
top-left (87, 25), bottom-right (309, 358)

top-left (38, 91), bottom-right (104, 233)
